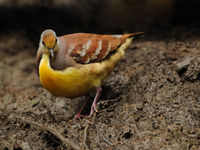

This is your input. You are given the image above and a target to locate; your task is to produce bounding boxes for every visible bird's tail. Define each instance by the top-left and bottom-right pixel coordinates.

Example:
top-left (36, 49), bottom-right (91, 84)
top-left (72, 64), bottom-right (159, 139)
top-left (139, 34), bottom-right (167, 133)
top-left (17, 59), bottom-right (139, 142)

top-left (123, 32), bottom-right (145, 40)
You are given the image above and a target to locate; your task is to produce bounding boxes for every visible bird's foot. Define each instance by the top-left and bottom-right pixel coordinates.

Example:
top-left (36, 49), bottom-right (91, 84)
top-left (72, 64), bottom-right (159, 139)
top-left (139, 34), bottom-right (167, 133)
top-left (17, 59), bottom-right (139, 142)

top-left (89, 102), bottom-right (98, 116)
top-left (89, 86), bottom-right (102, 116)
top-left (73, 100), bottom-right (88, 120)
top-left (73, 113), bottom-right (87, 120)
top-left (73, 86), bottom-right (102, 119)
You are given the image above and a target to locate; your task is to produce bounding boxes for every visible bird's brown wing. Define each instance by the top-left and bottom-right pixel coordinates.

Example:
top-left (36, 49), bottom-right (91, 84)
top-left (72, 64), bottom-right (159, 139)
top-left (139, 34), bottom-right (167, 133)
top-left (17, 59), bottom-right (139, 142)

top-left (60, 32), bottom-right (143, 64)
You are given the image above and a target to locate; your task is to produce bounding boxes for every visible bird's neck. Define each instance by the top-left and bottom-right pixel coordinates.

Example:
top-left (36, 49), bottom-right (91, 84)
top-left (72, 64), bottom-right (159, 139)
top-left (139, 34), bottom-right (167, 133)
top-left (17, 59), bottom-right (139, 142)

top-left (49, 52), bottom-right (64, 70)
top-left (49, 50), bottom-right (78, 71)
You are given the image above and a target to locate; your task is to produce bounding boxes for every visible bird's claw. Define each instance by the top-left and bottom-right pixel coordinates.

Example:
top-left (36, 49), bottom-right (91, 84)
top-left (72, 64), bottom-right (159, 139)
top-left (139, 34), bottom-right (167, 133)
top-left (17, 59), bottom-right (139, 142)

top-left (73, 113), bottom-right (87, 120)
top-left (89, 103), bottom-right (98, 116)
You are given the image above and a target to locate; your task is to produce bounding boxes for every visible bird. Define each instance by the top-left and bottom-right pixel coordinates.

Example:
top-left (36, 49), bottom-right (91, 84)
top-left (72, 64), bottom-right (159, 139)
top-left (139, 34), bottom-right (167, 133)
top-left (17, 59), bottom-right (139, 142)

top-left (36, 29), bottom-right (143, 119)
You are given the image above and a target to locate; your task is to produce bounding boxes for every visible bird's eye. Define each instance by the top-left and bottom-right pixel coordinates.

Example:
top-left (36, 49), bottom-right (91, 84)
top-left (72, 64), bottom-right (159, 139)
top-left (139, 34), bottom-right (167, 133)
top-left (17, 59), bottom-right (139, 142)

top-left (42, 41), bottom-right (46, 47)
top-left (55, 38), bottom-right (57, 43)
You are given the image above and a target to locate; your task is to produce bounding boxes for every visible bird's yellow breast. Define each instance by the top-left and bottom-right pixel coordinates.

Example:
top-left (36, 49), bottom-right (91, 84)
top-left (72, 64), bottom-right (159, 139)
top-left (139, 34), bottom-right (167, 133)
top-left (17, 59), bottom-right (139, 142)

top-left (39, 54), bottom-right (104, 98)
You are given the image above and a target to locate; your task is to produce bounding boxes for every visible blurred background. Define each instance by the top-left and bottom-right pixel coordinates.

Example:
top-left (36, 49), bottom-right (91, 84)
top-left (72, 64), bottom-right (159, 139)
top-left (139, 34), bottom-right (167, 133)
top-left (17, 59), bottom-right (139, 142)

top-left (0, 0), bottom-right (200, 47)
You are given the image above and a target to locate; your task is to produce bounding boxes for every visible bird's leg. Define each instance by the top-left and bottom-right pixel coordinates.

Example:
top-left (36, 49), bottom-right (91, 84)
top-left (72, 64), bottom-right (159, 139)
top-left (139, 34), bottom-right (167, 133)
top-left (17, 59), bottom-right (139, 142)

top-left (73, 86), bottom-right (102, 120)
top-left (89, 86), bottom-right (102, 116)
top-left (73, 98), bottom-right (90, 120)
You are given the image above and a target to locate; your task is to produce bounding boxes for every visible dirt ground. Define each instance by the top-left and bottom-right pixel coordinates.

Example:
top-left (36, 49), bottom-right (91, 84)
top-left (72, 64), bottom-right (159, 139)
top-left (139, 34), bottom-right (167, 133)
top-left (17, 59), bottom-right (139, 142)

top-left (0, 27), bottom-right (200, 150)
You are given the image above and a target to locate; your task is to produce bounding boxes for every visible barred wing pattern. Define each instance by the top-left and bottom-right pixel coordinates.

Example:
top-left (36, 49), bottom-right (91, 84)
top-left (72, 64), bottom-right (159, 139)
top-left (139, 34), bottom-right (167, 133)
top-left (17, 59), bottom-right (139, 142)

top-left (61, 33), bottom-right (135, 64)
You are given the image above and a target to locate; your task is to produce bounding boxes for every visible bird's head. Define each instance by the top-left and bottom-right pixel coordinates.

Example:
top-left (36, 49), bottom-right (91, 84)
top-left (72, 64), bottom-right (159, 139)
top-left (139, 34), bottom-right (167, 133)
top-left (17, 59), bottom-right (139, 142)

top-left (40, 29), bottom-right (58, 58)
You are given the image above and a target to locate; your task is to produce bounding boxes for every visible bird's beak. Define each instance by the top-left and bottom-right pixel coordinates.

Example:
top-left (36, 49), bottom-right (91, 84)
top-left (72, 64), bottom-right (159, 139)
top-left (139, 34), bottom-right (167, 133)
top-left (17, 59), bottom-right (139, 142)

top-left (49, 49), bottom-right (54, 58)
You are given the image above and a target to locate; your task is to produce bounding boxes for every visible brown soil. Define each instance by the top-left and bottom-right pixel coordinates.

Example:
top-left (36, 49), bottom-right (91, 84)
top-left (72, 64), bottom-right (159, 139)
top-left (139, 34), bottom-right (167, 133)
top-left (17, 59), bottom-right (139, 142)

top-left (0, 28), bottom-right (200, 150)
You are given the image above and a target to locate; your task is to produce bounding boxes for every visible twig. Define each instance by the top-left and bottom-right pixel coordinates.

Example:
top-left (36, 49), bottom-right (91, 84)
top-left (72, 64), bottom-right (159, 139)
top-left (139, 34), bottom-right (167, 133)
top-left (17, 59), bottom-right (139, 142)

top-left (98, 99), bottom-right (118, 105)
top-left (83, 120), bottom-right (89, 150)
top-left (46, 124), bottom-right (82, 150)
top-left (101, 134), bottom-right (122, 150)
top-left (101, 134), bottom-right (114, 146)
top-left (16, 116), bottom-right (82, 150)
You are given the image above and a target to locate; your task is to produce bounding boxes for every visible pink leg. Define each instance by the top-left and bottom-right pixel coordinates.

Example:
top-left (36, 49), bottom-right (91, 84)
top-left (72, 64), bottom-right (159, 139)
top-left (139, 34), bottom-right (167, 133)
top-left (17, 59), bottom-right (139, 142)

top-left (89, 86), bottom-right (102, 116)
top-left (73, 100), bottom-right (88, 120)
top-left (73, 86), bottom-right (102, 120)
